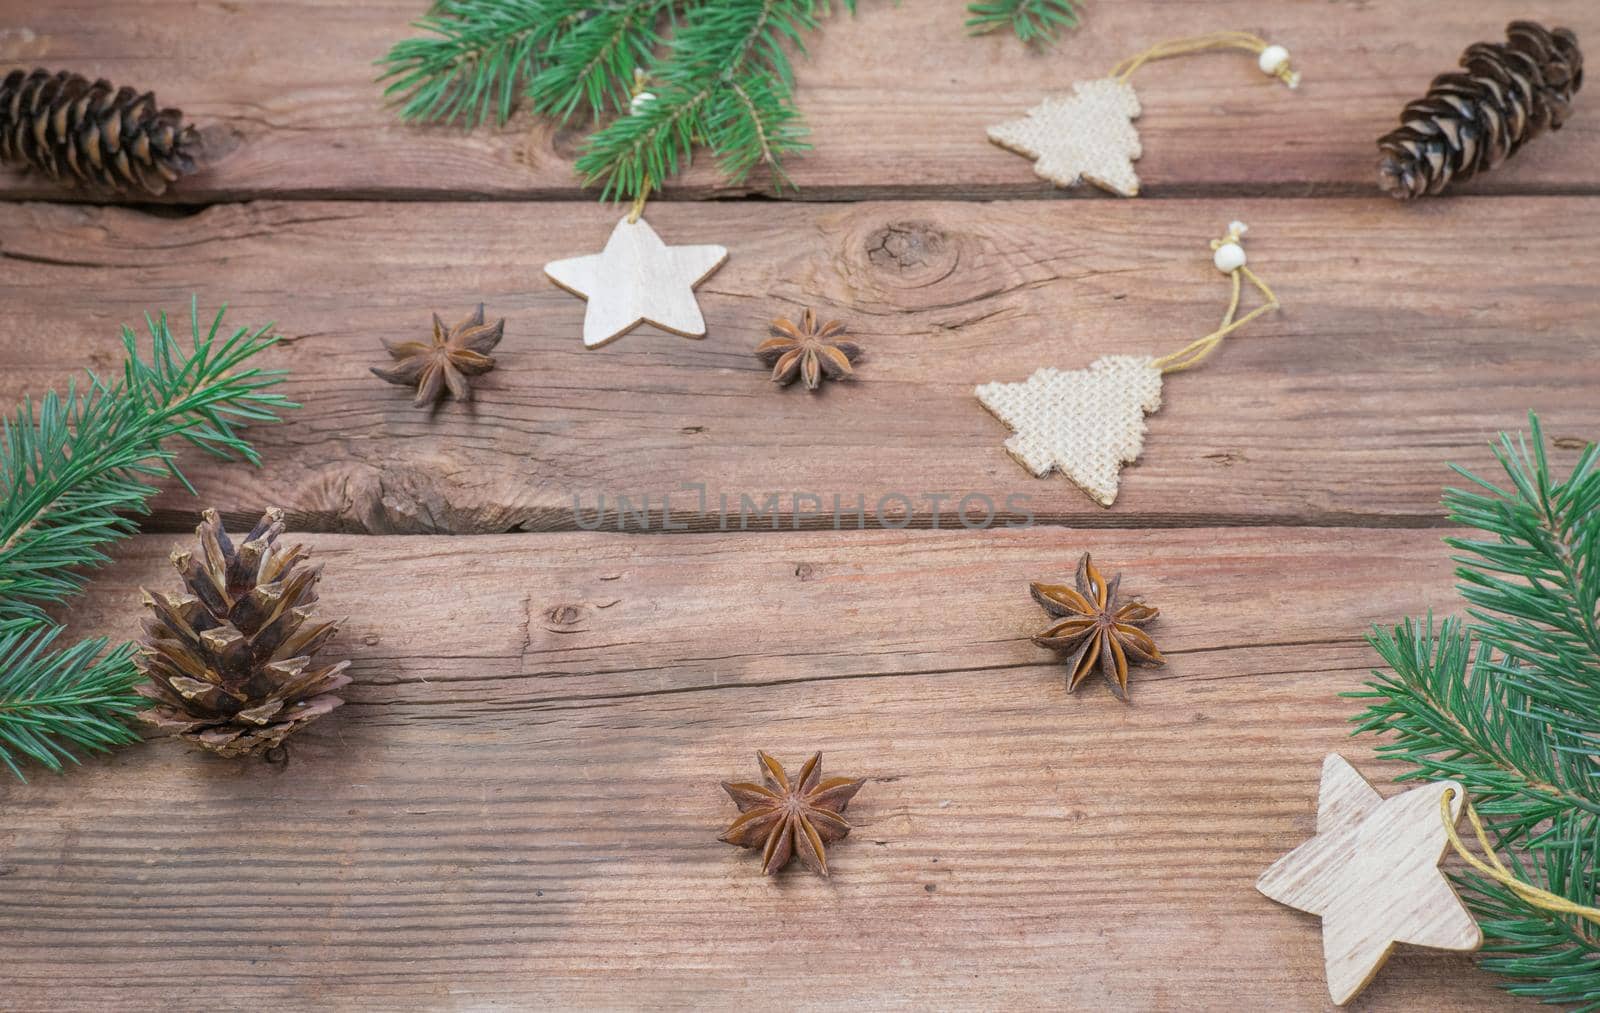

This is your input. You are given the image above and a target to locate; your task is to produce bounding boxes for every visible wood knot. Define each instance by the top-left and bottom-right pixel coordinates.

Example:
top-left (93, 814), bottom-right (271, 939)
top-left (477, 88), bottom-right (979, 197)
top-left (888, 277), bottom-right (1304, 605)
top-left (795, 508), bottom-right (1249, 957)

top-left (546, 603), bottom-right (586, 627)
top-left (794, 562), bottom-right (818, 581)
top-left (866, 222), bottom-right (953, 278)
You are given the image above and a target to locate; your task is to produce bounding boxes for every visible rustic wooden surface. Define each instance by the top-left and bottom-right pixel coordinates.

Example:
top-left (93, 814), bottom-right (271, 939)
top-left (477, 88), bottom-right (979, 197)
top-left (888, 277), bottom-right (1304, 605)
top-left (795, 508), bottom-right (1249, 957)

top-left (2, 0), bottom-right (1597, 1009)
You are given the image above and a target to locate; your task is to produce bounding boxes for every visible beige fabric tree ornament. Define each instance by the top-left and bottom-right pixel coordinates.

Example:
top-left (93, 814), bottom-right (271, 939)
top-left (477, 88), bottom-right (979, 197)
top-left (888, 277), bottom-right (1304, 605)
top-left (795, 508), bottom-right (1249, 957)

top-left (988, 31), bottom-right (1301, 197)
top-left (975, 222), bottom-right (1279, 506)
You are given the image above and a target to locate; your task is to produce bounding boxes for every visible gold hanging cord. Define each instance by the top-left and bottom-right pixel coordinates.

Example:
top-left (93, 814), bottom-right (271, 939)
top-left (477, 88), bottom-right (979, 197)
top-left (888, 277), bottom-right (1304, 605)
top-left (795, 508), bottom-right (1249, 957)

top-left (1439, 787), bottom-right (1600, 927)
top-left (1111, 31), bottom-right (1301, 88)
top-left (628, 67), bottom-right (652, 223)
top-left (1150, 222), bottom-right (1281, 375)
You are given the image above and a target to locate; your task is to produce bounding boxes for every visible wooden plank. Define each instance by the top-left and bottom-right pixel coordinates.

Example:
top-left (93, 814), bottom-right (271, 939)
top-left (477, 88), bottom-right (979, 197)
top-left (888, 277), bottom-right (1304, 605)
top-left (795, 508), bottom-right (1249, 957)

top-left (0, 0), bottom-right (1596, 201)
top-left (0, 526), bottom-right (1529, 1009)
top-left (2, 196), bottom-right (1595, 533)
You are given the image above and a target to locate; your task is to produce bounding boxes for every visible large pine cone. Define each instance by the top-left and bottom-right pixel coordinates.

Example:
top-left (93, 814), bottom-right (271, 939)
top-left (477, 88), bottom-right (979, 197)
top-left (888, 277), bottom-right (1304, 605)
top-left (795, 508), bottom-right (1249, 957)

top-left (1378, 21), bottom-right (1583, 199)
top-left (136, 509), bottom-right (351, 758)
top-left (0, 68), bottom-right (199, 196)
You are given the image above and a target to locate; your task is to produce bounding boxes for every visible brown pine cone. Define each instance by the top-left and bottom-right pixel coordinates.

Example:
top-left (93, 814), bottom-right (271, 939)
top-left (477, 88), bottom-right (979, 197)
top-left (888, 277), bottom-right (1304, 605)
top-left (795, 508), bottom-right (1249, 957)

top-left (136, 509), bottom-right (351, 758)
top-left (0, 68), bottom-right (200, 196)
top-left (1378, 21), bottom-right (1583, 200)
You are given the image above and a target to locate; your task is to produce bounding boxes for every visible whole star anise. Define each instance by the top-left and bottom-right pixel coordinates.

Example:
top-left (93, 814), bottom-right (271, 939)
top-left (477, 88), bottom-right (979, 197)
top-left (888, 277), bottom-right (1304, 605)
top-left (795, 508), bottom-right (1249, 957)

top-left (1031, 553), bottom-right (1163, 698)
top-left (372, 304), bottom-right (504, 407)
top-left (755, 308), bottom-right (861, 391)
top-left (718, 751), bottom-right (866, 877)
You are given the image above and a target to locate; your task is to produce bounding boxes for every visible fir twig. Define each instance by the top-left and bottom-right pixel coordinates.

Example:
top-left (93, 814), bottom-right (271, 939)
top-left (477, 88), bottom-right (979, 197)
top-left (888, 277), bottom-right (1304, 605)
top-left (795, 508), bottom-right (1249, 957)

top-left (0, 299), bottom-right (292, 632)
top-left (1350, 413), bottom-right (1600, 1006)
top-left (0, 628), bottom-right (142, 780)
top-left (0, 300), bottom-right (292, 779)
top-left (965, 0), bottom-right (1078, 44)
top-left (378, 0), bottom-right (562, 128)
top-left (378, 0), bottom-right (858, 201)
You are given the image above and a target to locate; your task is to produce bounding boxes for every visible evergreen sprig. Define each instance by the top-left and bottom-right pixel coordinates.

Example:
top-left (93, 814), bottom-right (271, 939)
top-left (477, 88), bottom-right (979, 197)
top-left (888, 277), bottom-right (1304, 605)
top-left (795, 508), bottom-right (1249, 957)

top-left (0, 299), bottom-right (291, 778)
top-left (575, 0), bottom-right (851, 200)
top-left (0, 629), bottom-right (142, 780)
top-left (965, 0), bottom-right (1078, 44)
top-left (381, 0), bottom-right (857, 201)
top-left (1350, 414), bottom-right (1600, 1006)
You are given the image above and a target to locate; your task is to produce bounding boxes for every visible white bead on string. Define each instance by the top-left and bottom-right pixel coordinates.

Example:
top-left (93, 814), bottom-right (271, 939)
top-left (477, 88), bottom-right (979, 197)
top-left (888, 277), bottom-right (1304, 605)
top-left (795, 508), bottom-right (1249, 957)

top-left (1212, 221), bottom-right (1249, 273)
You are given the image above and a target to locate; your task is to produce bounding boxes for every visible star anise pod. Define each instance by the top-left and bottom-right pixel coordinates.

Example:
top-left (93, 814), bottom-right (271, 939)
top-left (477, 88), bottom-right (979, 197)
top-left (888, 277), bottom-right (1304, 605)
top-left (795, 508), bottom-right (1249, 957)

top-left (1031, 553), bottom-right (1163, 698)
top-left (755, 308), bottom-right (861, 391)
top-left (718, 751), bottom-right (866, 877)
top-left (372, 304), bottom-right (504, 407)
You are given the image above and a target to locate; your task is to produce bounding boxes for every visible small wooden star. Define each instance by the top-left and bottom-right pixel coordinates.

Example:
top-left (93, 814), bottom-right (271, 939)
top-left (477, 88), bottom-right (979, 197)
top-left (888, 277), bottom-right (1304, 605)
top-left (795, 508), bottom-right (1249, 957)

top-left (544, 216), bottom-right (728, 348)
top-left (1256, 754), bottom-right (1482, 1005)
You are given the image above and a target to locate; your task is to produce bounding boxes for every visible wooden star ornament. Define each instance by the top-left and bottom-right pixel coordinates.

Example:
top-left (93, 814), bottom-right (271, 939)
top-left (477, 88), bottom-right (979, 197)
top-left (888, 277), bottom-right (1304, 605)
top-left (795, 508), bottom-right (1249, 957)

top-left (544, 215), bottom-right (728, 348)
top-left (1256, 754), bottom-right (1482, 1005)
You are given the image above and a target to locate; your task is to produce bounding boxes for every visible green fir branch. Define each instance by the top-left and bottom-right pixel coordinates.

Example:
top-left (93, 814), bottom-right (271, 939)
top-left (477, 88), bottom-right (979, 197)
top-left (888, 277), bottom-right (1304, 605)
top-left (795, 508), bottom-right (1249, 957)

top-left (0, 299), bottom-right (293, 632)
top-left (0, 628), bottom-right (142, 780)
top-left (577, 0), bottom-right (847, 200)
top-left (378, 0), bottom-right (566, 127)
top-left (0, 300), bottom-right (291, 779)
top-left (965, 0), bottom-right (1078, 44)
top-left (1350, 413), bottom-right (1600, 1006)
top-left (379, 0), bottom-right (858, 201)
top-left (526, 1), bottom-right (667, 121)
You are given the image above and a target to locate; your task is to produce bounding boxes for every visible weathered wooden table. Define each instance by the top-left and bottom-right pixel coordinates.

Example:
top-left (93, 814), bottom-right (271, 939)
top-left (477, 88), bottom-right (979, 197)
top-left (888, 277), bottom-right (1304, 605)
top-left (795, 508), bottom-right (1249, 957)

top-left (2, 2), bottom-right (1596, 1008)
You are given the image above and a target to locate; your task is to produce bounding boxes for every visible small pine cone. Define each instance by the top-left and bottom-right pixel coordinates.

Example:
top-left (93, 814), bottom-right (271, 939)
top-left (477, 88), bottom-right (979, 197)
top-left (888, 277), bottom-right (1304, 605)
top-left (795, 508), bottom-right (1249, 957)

top-left (0, 68), bottom-right (200, 196)
top-left (136, 509), bottom-right (351, 759)
top-left (1378, 22), bottom-right (1583, 199)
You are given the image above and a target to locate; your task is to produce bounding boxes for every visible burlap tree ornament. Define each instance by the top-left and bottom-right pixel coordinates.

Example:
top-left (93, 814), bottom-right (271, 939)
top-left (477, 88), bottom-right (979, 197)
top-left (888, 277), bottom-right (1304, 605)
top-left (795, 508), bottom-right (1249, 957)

top-left (976, 223), bottom-right (1280, 506)
top-left (988, 79), bottom-right (1144, 196)
top-left (977, 358), bottom-right (1162, 506)
top-left (1378, 21), bottom-right (1583, 200)
top-left (136, 509), bottom-right (351, 758)
top-left (988, 31), bottom-right (1300, 197)
top-left (0, 68), bottom-right (200, 196)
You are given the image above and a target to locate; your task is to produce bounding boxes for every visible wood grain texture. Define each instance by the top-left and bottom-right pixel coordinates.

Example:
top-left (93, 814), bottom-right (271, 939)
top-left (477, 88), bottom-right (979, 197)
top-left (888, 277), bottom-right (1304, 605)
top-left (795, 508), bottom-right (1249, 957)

top-left (0, 1), bottom-right (1595, 201)
top-left (1, 2), bottom-right (1594, 1008)
top-left (0, 526), bottom-right (1525, 1009)
top-left (1, 195), bottom-right (1595, 533)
